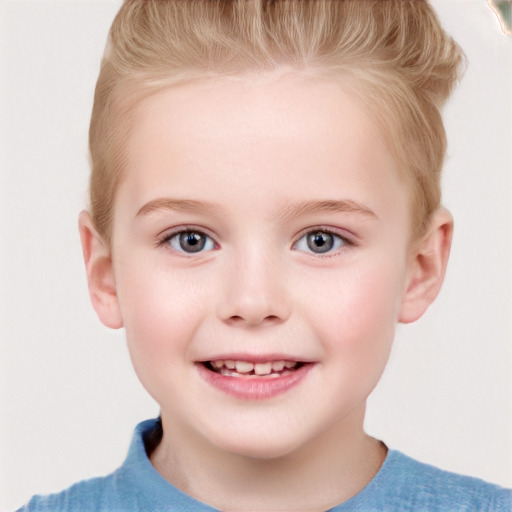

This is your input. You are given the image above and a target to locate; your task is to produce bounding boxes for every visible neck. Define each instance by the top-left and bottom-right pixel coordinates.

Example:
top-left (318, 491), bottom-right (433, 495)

top-left (150, 406), bottom-right (387, 512)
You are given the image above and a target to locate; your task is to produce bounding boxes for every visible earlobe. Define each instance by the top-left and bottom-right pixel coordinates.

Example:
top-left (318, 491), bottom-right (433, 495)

top-left (398, 208), bottom-right (453, 324)
top-left (78, 211), bottom-right (123, 329)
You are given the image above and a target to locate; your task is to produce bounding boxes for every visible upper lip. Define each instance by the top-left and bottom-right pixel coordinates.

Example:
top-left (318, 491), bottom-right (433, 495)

top-left (198, 354), bottom-right (313, 364)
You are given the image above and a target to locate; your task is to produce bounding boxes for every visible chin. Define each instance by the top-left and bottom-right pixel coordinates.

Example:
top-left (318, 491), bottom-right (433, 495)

top-left (206, 424), bottom-right (310, 461)
top-left (223, 440), bottom-right (300, 461)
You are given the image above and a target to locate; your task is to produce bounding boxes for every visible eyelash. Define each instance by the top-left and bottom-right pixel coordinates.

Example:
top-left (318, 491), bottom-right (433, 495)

top-left (292, 227), bottom-right (354, 257)
top-left (156, 226), bottom-right (354, 256)
top-left (156, 226), bottom-right (218, 255)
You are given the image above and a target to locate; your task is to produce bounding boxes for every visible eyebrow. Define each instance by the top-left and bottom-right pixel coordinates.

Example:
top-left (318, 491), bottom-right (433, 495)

top-left (136, 198), bottom-right (219, 217)
top-left (136, 197), bottom-right (377, 220)
top-left (277, 199), bottom-right (377, 221)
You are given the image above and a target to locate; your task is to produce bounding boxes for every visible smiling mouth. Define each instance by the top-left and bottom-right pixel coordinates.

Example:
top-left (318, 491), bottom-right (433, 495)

top-left (203, 359), bottom-right (305, 378)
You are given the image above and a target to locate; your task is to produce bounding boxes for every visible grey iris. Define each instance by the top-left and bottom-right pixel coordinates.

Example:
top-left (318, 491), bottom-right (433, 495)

top-left (179, 232), bottom-right (207, 253)
top-left (307, 232), bottom-right (334, 253)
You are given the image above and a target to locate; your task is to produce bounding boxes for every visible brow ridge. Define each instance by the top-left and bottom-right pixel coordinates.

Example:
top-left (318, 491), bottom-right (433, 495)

top-left (278, 199), bottom-right (377, 221)
top-left (136, 198), bottom-right (218, 217)
top-left (136, 197), bottom-right (377, 220)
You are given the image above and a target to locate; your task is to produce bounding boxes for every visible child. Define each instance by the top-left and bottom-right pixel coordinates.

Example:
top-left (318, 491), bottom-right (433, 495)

top-left (17, 0), bottom-right (511, 511)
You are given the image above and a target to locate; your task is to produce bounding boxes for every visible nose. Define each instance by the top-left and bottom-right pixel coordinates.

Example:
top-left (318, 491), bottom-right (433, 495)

top-left (217, 248), bottom-right (291, 327)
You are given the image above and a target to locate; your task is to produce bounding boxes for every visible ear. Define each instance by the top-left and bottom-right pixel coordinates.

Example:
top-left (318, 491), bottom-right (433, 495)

top-left (398, 208), bottom-right (453, 324)
top-left (78, 211), bottom-right (123, 329)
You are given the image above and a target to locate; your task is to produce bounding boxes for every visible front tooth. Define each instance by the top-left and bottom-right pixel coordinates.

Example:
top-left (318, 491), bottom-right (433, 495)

top-left (271, 361), bottom-right (285, 372)
top-left (254, 362), bottom-right (272, 375)
top-left (225, 360), bottom-right (236, 369)
top-left (284, 361), bottom-right (297, 368)
top-left (235, 361), bottom-right (254, 373)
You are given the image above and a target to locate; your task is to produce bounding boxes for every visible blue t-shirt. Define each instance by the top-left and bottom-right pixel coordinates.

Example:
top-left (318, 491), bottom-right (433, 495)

top-left (18, 418), bottom-right (511, 512)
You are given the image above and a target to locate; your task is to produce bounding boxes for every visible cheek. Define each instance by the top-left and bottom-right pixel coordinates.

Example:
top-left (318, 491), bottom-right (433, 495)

top-left (114, 261), bottom-right (209, 379)
top-left (301, 261), bottom-right (405, 362)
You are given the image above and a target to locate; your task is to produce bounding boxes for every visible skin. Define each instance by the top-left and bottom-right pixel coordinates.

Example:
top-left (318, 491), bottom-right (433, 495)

top-left (79, 72), bottom-right (453, 511)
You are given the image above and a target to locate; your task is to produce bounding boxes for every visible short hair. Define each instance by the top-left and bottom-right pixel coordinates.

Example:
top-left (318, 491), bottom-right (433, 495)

top-left (89, 0), bottom-right (464, 242)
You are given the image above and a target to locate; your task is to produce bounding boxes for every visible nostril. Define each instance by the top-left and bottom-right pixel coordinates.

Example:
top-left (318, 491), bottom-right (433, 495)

top-left (225, 313), bottom-right (281, 326)
top-left (225, 315), bottom-right (248, 326)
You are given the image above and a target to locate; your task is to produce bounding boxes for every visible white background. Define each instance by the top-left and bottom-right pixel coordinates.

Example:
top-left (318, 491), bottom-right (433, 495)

top-left (0, 1), bottom-right (510, 510)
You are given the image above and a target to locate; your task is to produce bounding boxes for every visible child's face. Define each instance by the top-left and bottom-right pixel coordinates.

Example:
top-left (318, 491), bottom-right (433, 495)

top-left (107, 74), bottom-right (415, 458)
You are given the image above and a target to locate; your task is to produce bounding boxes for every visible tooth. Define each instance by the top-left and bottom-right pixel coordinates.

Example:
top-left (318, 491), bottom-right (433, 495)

top-left (284, 361), bottom-right (297, 368)
top-left (221, 368), bottom-right (240, 377)
top-left (235, 361), bottom-right (254, 373)
top-left (254, 362), bottom-right (272, 375)
top-left (271, 361), bottom-right (285, 372)
top-left (211, 360), bottom-right (224, 369)
top-left (225, 360), bottom-right (236, 369)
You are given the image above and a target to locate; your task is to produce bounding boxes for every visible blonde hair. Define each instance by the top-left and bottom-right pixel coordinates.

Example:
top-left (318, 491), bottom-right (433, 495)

top-left (89, 0), bottom-right (464, 242)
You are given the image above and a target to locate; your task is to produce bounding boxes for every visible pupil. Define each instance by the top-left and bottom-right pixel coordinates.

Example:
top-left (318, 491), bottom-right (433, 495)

top-left (179, 232), bottom-right (205, 252)
top-left (307, 232), bottom-right (333, 253)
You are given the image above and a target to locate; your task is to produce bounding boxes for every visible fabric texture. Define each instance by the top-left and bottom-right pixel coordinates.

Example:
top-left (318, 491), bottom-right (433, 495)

top-left (17, 418), bottom-right (511, 512)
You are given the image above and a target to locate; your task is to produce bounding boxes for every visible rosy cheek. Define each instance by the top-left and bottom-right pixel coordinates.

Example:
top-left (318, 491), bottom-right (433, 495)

top-left (309, 268), bottom-right (399, 349)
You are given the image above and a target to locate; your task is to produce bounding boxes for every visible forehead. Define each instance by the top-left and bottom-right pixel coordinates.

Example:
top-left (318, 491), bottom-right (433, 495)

top-left (117, 72), bottom-right (408, 223)
top-left (129, 73), bottom-right (384, 155)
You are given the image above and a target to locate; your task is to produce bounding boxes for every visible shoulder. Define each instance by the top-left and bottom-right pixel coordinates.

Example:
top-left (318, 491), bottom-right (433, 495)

top-left (371, 450), bottom-right (512, 512)
top-left (15, 419), bottom-right (217, 512)
top-left (15, 420), bottom-right (152, 512)
top-left (15, 471), bottom-right (124, 512)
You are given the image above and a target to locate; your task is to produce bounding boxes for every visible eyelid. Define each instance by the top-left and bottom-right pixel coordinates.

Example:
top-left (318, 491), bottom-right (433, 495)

top-left (155, 224), bottom-right (355, 255)
top-left (292, 226), bottom-right (356, 254)
top-left (294, 225), bottom-right (355, 241)
top-left (156, 225), bottom-right (220, 251)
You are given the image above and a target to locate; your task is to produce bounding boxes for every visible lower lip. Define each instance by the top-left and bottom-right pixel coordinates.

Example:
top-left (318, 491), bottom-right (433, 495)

top-left (196, 363), bottom-right (313, 400)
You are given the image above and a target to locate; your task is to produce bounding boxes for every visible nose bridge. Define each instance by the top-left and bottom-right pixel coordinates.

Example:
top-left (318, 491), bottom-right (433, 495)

top-left (218, 241), bottom-right (290, 326)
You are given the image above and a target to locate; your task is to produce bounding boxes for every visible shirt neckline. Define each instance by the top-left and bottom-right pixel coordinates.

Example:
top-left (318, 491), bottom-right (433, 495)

top-left (121, 418), bottom-right (401, 511)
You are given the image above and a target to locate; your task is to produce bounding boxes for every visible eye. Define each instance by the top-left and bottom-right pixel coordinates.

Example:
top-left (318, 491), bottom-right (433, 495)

top-left (164, 230), bottom-right (216, 254)
top-left (294, 230), bottom-right (347, 255)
